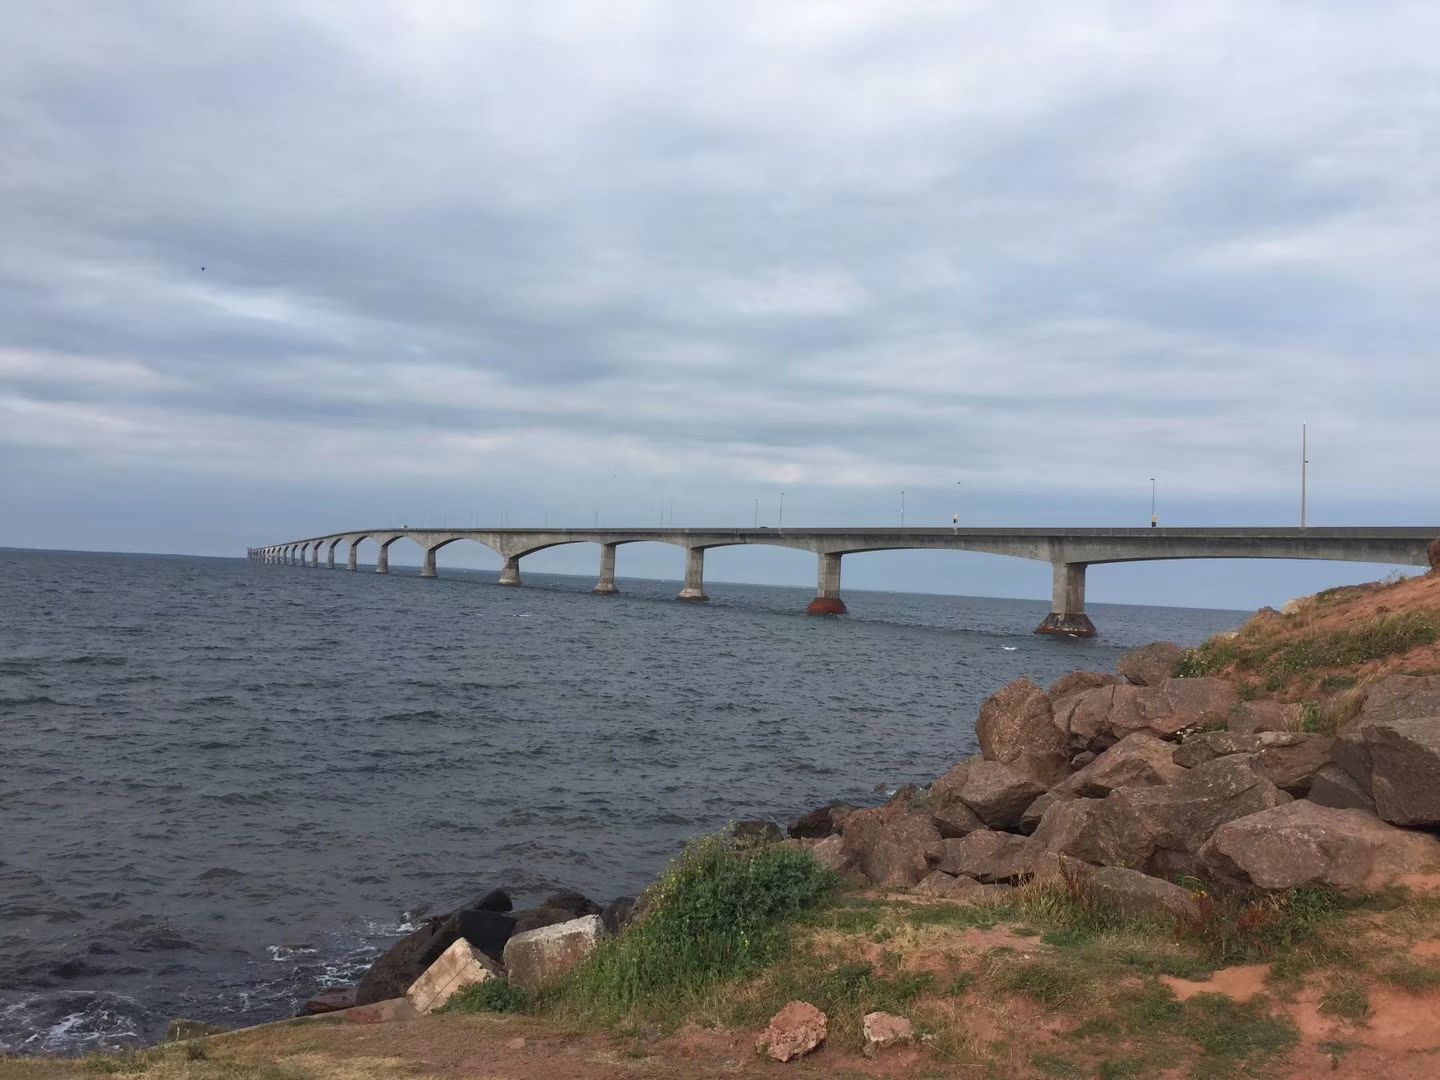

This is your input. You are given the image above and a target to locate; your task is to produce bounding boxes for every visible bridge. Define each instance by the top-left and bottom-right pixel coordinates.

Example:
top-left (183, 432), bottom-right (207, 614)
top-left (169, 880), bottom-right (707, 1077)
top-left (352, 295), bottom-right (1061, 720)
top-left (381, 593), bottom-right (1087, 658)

top-left (247, 525), bottom-right (1437, 637)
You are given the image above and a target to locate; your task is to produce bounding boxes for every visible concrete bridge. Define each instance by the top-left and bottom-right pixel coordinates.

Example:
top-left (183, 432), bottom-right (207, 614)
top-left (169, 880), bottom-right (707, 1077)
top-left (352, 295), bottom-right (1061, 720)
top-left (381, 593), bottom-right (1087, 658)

top-left (247, 525), bottom-right (1437, 637)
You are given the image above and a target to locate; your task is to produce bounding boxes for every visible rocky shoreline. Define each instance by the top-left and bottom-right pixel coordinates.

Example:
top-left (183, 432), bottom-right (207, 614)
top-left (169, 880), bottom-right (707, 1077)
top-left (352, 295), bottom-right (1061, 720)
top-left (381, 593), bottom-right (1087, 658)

top-left (305, 622), bottom-right (1440, 1025)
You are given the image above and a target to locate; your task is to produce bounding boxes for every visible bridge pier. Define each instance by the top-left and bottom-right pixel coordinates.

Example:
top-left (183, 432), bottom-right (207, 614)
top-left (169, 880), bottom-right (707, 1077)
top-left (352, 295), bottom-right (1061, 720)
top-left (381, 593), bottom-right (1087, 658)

top-left (594, 543), bottom-right (619, 595)
top-left (421, 548), bottom-right (438, 578)
top-left (498, 556), bottom-right (522, 586)
top-left (310, 545), bottom-right (320, 569)
top-left (807, 552), bottom-right (847, 615)
top-left (326, 542), bottom-right (336, 569)
top-left (376, 545), bottom-right (389, 574)
top-left (347, 543), bottom-right (358, 571)
top-left (1035, 562), bottom-right (1096, 637)
top-left (678, 547), bottom-right (708, 602)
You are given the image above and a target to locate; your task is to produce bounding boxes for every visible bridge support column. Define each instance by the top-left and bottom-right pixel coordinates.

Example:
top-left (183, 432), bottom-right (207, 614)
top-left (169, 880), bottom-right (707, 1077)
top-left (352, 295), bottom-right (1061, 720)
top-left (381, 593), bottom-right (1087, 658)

top-left (807, 552), bottom-right (847, 615)
top-left (347, 544), bottom-right (358, 571)
top-left (678, 547), bottom-right (708, 602)
top-left (326, 545), bottom-right (336, 570)
top-left (594, 543), bottom-right (619, 595)
top-left (310, 545), bottom-right (319, 568)
top-left (421, 548), bottom-right (438, 578)
top-left (1035, 562), bottom-right (1096, 637)
top-left (376, 545), bottom-right (389, 574)
top-left (498, 556), bottom-right (522, 586)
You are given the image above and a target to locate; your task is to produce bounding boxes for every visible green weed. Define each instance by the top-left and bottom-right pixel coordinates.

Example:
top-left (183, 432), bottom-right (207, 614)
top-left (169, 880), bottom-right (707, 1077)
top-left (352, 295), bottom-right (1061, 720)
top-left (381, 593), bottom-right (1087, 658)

top-left (440, 978), bottom-right (529, 1014)
top-left (553, 834), bottom-right (834, 1022)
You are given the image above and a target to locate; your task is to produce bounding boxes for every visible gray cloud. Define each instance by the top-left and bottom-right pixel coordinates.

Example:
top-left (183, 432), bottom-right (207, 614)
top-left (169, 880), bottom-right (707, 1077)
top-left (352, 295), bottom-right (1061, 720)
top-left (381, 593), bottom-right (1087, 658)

top-left (2, 1), bottom-right (1436, 606)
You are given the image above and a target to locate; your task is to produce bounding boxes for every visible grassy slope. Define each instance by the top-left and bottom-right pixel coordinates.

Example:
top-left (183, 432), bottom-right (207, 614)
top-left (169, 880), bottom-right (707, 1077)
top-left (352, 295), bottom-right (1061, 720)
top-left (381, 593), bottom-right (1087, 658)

top-left (1176, 569), bottom-right (1440, 730)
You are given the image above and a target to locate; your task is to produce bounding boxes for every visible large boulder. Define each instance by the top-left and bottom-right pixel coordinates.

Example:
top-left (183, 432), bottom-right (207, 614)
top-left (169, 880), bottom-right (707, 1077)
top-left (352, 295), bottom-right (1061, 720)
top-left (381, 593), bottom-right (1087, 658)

top-left (930, 760), bottom-right (1046, 830)
top-left (788, 802), bottom-right (856, 839)
top-left (1429, 536), bottom-right (1440, 570)
top-left (1027, 756), bottom-right (1289, 874)
top-left (1360, 718), bottom-right (1440, 827)
top-left (1025, 797), bottom-right (1152, 870)
top-left (930, 801), bottom-right (986, 838)
top-left (1117, 642), bottom-right (1185, 687)
top-left (974, 677), bottom-right (1071, 785)
top-left (1056, 679), bottom-right (1238, 749)
top-left (405, 937), bottom-right (502, 1015)
top-left (840, 804), bottom-right (941, 888)
top-left (913, 870), bottom-right (981, 897)
top-left (1049, 671), bottom-right (1124, 701)
top-left (502, 915), bottom-right (603, 992)
top-left (1332, 677), bottom-right (1440, 825)
top-left (1198, 802), bottom-right (1440, 894)
top-left (1228, 701), bottom-right (1302, 736)
top-left (1054, 732), bottom-right (1186, 798)
top-left (1108, 755), bottom-right (1290, 861)
top-left (1082, 865), bottom-right (1202, 923)
top-left (1173, 730), bottom-right (1333, 794)
top-left (935, 830), bottom-right (1032, 884)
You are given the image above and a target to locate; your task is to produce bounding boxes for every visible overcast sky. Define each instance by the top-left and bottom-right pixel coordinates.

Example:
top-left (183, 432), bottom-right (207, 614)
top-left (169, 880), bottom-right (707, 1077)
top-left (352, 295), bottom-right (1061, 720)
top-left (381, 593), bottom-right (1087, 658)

top-left (3, 1), bottom-right (1436, 608)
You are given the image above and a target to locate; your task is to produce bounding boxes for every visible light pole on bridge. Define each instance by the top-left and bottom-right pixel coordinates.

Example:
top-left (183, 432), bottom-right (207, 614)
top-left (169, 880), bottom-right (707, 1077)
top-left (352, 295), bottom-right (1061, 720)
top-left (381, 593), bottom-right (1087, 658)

top-left (899, 489), bottom-right (906, 527)
top-left (1150, 478), bottom-right (1157, 528)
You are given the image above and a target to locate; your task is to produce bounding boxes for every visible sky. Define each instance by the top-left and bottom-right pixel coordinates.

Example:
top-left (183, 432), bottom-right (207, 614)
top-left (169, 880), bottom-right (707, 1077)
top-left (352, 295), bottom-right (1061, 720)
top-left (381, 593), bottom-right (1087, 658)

top-left (2, 1), bottom-right (1436, 610)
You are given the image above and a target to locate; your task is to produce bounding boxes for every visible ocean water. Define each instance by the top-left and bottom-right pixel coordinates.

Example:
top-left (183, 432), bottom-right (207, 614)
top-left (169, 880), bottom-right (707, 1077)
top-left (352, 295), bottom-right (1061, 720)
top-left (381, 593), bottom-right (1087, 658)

top-left (0, 548), bottom-right (1245, 1054)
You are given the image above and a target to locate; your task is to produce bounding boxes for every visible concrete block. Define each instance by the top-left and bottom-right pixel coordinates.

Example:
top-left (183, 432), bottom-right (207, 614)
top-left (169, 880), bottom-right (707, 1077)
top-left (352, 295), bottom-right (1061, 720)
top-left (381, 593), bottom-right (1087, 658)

top-left (406, 936), bottom-right (503, 1014)
top-left (502, 915), bottom-right (602, 991)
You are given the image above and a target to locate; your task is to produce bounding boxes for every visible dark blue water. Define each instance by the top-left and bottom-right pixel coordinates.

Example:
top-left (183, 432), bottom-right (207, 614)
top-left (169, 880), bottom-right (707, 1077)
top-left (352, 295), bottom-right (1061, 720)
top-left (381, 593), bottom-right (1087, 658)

top-left (0, 548), bottom-right (1245, 1054)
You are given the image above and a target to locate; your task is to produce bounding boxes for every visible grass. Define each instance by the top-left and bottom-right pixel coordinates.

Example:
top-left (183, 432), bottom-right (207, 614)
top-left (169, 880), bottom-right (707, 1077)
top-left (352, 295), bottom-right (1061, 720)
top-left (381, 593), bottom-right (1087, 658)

top-left (439, 978), bottom-right (528, 1014)
top-left (1383, 957), bottom-right (1440, 992)
top-left (1175, 609), bottom-right (1438, 687)
top-left (1318, 982), bottom-right (1372, 1023)
top-left (1178, 993), bottom-right (1300, 1078)
top-left (548, 833), bottom-right (835, 1024)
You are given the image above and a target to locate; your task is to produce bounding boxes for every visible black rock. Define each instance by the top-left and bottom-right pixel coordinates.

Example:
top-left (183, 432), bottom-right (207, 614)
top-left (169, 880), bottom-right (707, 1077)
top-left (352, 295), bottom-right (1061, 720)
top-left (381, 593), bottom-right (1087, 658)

top-left (511, 905), bottom-right (579, 935)
top-left (539, 890), bottom-right (602, 918)
top-left (601, 896), bottom-right (636, 936)
top-left (467, 888), bottom-right (513, 914)
top-left (417, 908), bottom-right (517, 968)
top-left (354, 918), bottom-right (442, 1006)
top-left (787, 803), bottom-right (856, 839)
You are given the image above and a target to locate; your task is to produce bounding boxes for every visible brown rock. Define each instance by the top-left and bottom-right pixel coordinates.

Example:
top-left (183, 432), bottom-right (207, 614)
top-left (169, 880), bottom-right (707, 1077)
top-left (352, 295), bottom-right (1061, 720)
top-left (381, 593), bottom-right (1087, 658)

top-left (758, 1001), bottom-right (827, 1062)
top-left (1030, 756), bottom-right (1290, 873)
top-left (931, 760), bottom-right (1046, 830)
top-left (1049, 671), bottom-right (1124, 700)
top-left (788, 802), bottom-right (856, 839)
top-left (1307, 763), bottom-right (1376, 813)
top-left (1083, 865), bottom-right (1202, 923)
top-left (1228, 701), bottom-right (1302, 736)
top-left (862, 1011), bottom-right (914, 1051)
top-left (1019, 791), bottom-right (1060, 834)
top-left (1173, 730), bottom-right (1333, 794)
top-left (1117, 642), bottom-right (1185, 687)
top-left (1108, 755), bottom-right (1291, 860)
top-left (930, 801), bottom-right (986, 838)
top-left (1198, 801), bottom-right (1440, 894)
top-left (1429, 537), bottom-right (1440, 570)
top-left (1025, 797), bottom-right (1151, 870)
top-left (1335, 675), bottom-right (1440, 790)
top-left (1135, 678), bottom-right (1240, 736)
top-left (841, 806), bottom-right (941, 888)
top-left (1070, 751), bottom-right (1097, 769)
top-left (1054, 684), bottom-right (1145, 747)
top-left (343, 997), bottom-right (419, 1025)
top-left (936, 830), bottom-right (1032, 884)
top-left (1055, 732), bottom-right (1186, 798)
top-left (1363, 717), bottom-right (1440, 826)
top-left (304, 987), bottom-right (357, 1015)
top-left (974, 677), bottom-right (1071, 785)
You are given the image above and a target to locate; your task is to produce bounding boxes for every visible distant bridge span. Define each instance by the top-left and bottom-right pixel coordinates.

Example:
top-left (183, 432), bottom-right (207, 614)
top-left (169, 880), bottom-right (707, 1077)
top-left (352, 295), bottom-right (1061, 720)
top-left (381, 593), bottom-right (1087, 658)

top-left (248, 526), bottom-right (1437, 637)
